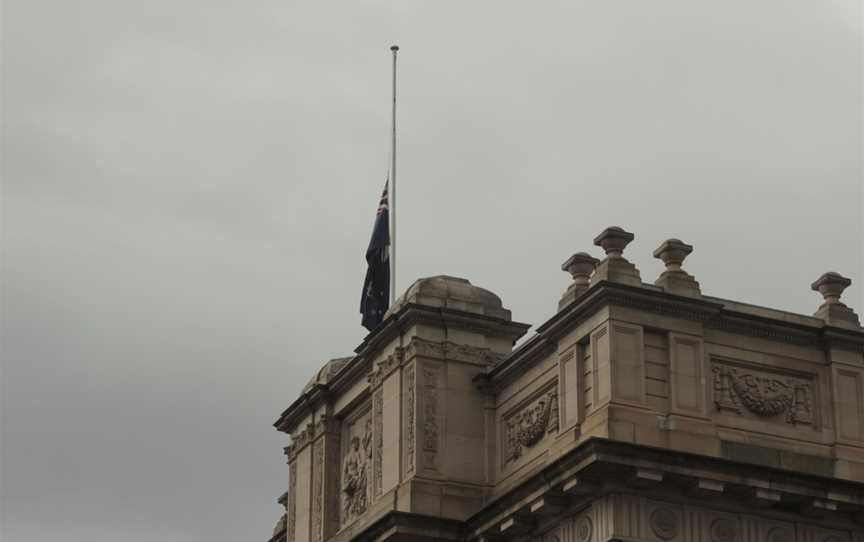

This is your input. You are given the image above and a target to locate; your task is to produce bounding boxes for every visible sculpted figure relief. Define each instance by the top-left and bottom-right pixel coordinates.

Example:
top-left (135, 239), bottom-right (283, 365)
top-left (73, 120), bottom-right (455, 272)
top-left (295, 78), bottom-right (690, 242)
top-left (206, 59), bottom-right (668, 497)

top-left (341, 418), bottom-right (373, 524)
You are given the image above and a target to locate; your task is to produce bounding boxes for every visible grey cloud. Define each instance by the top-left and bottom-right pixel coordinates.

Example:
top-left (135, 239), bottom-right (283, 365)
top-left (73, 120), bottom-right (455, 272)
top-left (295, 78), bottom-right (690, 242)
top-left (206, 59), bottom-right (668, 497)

top-left (2, 1), bottom-right (861, 541)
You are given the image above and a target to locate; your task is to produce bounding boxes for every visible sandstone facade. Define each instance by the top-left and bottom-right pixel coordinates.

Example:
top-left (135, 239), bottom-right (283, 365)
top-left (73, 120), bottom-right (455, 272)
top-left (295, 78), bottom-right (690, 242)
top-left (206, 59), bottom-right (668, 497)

top-left (270, 227), bottom-right (864, 542)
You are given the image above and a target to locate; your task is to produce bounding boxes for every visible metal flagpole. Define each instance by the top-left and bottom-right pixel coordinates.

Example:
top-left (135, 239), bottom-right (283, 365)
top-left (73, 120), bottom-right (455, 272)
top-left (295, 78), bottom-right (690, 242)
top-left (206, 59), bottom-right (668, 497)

top-left (389, 45), bottom-right (398, 304)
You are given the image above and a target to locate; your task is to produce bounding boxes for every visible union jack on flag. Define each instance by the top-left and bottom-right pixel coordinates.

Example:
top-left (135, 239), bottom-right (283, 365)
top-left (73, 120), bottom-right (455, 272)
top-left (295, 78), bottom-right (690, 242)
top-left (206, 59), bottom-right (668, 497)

top-left (360, 179), bottom-right (391, 331)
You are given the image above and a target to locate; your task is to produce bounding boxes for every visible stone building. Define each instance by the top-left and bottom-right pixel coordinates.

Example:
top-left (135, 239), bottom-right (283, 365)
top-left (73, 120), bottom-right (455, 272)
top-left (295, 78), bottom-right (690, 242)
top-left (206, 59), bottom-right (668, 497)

top-left (270, 226), bottom-right (864, 542)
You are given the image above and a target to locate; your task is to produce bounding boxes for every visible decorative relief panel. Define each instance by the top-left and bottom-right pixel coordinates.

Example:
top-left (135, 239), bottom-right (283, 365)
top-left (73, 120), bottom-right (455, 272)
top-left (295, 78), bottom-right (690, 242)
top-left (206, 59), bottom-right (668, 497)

top-left (340, 407), bottom-right (372, 526)
top-left (503, 381), bottom-right (559, 465)
top-left (530, 496), bottom-right (861, 542)
top-left (405, 364), bottom-right (416, 474)
top-left (709, 517), bottom-right (738, 542)
top-left (311, 440), bottom-right (324, 542)
top-left (649, 507), bottom-right (680, 540)
top-left (421, 365), bottom-right (441, 470)
top-left (712, 360), bottom-right (815, 426)
top-left (286, 462), bottom-right (297, 542)
top-left (368, 347), bottom-right (404, 389)
top-left (405, 337), bottom-right (505, 366)
top-left (372, 389), bottom-right (383, 498)
top-left (285, 422), bottom-right (314, 460)
top-left (574, 516), bottom-right (593, 542)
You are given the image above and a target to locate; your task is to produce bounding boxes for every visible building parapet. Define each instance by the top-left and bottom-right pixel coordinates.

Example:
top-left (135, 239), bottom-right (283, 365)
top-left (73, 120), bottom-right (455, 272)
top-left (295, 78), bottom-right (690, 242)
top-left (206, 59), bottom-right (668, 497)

top-left (269, 226), bottom-right (864, 542)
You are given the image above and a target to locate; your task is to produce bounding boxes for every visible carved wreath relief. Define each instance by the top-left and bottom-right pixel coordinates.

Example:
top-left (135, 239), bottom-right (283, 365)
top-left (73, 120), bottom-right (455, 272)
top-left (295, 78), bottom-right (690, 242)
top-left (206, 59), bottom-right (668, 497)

top-left (340, 414), bottom-right (372, 525)
top-left (712, 363), bottom-right (814, 426)
top-left (574, 516), bottom-right (592, 542)
top-left (649, 507), bottom-right (679, 540)
top-left (709, 518), bottom-right (737, 542)
top-left (504, 385), bottom-right (559, 465)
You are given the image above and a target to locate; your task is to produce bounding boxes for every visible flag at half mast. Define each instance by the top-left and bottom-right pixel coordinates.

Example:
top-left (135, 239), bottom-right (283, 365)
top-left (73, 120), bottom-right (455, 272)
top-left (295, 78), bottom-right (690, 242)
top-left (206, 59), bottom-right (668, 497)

top-left (360, 179), bottom-right (390, 330)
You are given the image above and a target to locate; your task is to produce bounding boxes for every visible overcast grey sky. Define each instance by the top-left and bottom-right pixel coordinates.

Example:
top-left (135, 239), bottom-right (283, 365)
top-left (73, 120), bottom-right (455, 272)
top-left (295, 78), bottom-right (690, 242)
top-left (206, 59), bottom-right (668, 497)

top-left (2, 1), bottom-right (862, 541)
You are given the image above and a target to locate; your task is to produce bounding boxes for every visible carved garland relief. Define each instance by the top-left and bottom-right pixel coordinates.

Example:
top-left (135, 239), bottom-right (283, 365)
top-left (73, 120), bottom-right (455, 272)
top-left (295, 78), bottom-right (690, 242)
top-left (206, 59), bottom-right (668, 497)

top-left (712, 362), bottom-right (815, 426)
top-left (504, 383), bottom-right (560, 465)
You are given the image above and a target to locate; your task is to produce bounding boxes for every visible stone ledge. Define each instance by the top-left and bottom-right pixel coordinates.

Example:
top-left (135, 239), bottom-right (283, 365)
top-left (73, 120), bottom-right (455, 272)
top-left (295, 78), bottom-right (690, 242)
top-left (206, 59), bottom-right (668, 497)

top-left (466, 438), bottom-right (864, 540)
top-left (720, 440), bottom-right (834, 478)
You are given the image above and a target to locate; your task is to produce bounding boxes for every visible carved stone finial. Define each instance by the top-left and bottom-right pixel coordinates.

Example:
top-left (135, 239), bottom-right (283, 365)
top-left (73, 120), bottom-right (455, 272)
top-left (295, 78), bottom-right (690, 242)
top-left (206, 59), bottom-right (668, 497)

top-left (653, 238), bottom-right (700, 297)
top-left (811, 272), bottom-right (859, 327)
top-left (653, 238), bottom-right (692, 272)
top-left (589, 226), bottom-right (641, 287)
top-left (559, 252), bottom-right (600, 309)
top-left (593, 226), bottom-right (634, 258)
top-left (562, 252), bottom-right (600, 280)
top-left (811, 272), bottom-right (851, 305)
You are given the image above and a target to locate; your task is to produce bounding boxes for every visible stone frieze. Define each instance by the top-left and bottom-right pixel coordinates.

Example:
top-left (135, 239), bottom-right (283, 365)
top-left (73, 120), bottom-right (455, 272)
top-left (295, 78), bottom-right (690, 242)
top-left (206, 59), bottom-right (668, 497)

top-left (405, 337), bottom-right (505, 366)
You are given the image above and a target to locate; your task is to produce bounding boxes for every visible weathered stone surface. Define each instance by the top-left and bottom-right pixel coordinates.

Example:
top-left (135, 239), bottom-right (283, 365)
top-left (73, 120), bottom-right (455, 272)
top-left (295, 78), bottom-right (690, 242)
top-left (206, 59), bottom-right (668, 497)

top-left (385, 275), bottom-right (511, 320)
top-left (271, 239), bottom-right (864, 542)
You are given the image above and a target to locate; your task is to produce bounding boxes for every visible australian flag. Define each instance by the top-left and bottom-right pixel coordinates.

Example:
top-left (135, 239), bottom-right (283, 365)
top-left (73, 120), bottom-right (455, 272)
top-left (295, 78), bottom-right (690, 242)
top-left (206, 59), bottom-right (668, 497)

top-left (360, 180), bottom-right (390, 331)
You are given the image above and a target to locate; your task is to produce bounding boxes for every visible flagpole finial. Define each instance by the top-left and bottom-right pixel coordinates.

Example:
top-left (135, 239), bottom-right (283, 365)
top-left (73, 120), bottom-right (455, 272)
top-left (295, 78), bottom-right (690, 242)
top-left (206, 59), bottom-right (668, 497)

top-left (391, 45), bottom-right (399, 52)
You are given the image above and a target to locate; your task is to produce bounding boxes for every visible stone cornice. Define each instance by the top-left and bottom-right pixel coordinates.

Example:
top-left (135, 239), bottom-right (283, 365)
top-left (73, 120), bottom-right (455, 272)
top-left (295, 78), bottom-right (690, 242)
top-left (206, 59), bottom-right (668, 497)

top-left (275, 385), bottom-right (328, 434)
top-left (321, 438), bottom-right (864, 542)
top-left (267, 518), bottom-right (287, 542)
top-left (274, 356), bottom-right (373, 434)
top-left (464, 438), bottom-right (864, 540)
top-left (482, 282), bottom-right (864, 393)
top-left (283, 421), bottom-right (314, 460)
top-left (331, 511), bottom-right (466, 542)
top-left (367, 347), bottom-right (405, 389)
top-left (355, 303), bottom-right (530, 358)
top-left (474, 337), bottom-right (555, 394)
top-left (405, 337), bottom-right (507, 366)
top-left (282, 414), bottom-right (340, 461)
top-left (277, 303), bottom-right (530, 433)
